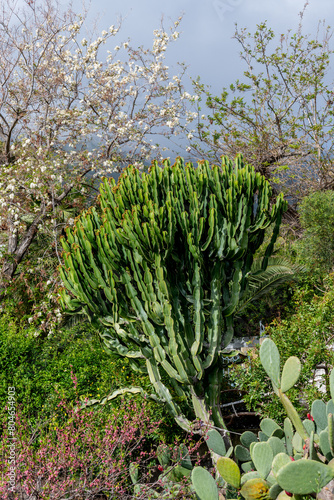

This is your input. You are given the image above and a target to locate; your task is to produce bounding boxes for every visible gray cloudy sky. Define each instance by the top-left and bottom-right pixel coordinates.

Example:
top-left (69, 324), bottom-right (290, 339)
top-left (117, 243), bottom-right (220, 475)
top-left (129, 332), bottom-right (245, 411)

top-left (69, 0), bottom-right (334, 93)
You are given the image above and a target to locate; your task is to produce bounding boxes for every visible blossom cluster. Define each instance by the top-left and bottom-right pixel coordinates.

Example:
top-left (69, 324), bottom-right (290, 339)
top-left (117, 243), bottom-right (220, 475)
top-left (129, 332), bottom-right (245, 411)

top-left (0, 2), bottom-right (199, 318)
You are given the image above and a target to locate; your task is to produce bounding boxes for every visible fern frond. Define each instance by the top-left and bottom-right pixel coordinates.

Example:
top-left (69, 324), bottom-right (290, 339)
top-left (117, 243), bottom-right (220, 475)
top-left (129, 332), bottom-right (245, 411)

top-left (237, 257), bottom-right (304, 315)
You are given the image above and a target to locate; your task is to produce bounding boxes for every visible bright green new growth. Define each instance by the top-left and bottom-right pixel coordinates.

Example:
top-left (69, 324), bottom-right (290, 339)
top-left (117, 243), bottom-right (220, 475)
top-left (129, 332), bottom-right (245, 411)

top-left (217, 457), bottom-right (241, 489)
top-left (60, 156), bottom-right (286, 430)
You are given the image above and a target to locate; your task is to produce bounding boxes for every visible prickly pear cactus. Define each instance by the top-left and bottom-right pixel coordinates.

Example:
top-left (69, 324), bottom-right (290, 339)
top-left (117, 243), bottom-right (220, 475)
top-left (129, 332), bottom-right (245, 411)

top-left (213, 339), bottom-right (334, 499)
top-left (192, 466), bottom-right (219, 500)
top-left (59, 156), bottom-right (286, 431)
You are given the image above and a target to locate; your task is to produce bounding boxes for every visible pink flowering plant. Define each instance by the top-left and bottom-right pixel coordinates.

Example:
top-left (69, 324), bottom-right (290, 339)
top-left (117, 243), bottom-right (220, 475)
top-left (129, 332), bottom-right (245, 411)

top-left (0, 379), bottom-right (161, 499)
top-left (0, 369), bottom-right (205, 499)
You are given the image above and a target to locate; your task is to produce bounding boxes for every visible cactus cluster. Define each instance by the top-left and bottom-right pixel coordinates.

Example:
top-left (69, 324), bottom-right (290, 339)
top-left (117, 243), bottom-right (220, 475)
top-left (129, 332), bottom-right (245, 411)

top-left (59, 156), bottom-right (286, 432)
top-left (192, 339), bottom-right (334, 499)
top-left (130, 445), bottom-right (193, 499)
top-left (130, 432), bottom-right (232, 499)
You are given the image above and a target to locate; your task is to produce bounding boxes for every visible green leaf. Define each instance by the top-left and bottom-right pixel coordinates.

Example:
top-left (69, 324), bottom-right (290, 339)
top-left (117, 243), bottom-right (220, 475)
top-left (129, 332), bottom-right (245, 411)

top-left (251, 442), bottom-right (273, 479)
top-left (276, 460), bottom-right (334, 495)
top-left (217, 457), bottom-right (241, 489)
top-left (240, 431), bottom-right (258, 449)
top-left (235, 444), bottom-right (251, 462)
top-left (312, 400), bottom-right (327, 432)
top-left (260, 418), bottom-right (282, 437)
top-left (267, 436), bottom-right (285, 456)
top-left (272, 453), bottom-right (291, 478)
top-left (206, 429), bottom-right (226, 456)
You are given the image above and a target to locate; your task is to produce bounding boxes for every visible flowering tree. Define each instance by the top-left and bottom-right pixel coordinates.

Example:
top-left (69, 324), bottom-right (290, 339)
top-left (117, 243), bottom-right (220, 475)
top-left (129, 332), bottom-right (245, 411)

top-left (0, 0), bottom-right (197, 316)
top-left (189, 5), bottom-right (334, 205)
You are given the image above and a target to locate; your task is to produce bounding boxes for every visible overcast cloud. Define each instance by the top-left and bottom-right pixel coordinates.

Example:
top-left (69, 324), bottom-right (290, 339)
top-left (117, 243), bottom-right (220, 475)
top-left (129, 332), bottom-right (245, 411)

top-left (68, 0), bottom-right (334, 94)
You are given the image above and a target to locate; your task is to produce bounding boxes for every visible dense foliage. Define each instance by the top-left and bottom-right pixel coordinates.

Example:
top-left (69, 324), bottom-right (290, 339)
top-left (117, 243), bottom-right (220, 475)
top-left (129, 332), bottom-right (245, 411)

top-left (296, 190), bottom-right (334, 276)
top-left (0, 317), bottom-right (181, 442)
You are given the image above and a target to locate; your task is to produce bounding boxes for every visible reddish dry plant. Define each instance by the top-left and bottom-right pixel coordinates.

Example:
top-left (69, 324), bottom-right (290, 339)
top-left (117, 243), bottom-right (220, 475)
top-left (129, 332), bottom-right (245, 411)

top-left (0, 394), bottom-right (161, 499)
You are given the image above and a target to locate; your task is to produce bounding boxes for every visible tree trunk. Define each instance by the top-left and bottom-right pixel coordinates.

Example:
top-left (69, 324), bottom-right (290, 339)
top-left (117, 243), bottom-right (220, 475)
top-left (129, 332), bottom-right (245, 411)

top-left (0, 204), bottom-right (46, 298)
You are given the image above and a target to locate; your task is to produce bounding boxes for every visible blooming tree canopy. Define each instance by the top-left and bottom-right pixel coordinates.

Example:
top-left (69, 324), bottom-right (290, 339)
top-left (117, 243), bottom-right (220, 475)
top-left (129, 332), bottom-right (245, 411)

top-left (0, 0), bottom-right (197, 307)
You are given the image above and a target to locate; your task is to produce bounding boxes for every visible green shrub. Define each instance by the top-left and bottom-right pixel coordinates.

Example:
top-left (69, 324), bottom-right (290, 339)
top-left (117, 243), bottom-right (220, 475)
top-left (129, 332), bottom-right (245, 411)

top-left (297, 190), bottom-right (334, 275)
top-left (0, 316), bottom-right (180, 441)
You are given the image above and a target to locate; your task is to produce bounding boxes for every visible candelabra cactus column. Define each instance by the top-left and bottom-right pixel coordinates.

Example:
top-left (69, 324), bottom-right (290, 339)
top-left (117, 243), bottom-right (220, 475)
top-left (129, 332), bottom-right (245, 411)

top-left (59, 155), bottom-right (287, 431)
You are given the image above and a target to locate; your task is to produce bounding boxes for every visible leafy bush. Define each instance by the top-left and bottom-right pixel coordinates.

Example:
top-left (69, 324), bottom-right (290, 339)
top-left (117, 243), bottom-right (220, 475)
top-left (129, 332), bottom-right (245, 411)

top-left (229, 274), bottom-right (334, 423)
top-left (296, 190), bottom-right (334, 275)
top-left (0, 317), bottom-right (180, 441)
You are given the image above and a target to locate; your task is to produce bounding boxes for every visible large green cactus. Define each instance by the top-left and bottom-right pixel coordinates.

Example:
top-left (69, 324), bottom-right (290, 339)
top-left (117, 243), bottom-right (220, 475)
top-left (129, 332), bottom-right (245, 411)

top-left (59, 155), bottom-right (286, 431)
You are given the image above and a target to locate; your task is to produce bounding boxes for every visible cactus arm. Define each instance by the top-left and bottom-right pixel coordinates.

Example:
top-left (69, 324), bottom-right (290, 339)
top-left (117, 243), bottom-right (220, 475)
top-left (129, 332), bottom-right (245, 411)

top-left (169, 293), bottom-right (198, 379)
top-left (328, 413), bottom-right (334, 455)
top-left (146, 358), bottom-right (192, 432)
top-left (278, 390), bottom-right (309, 441)
top-left (203, 269), bottom-right (223, 369)
top-left (100, 330), bottom-right (145, 359)
top-left (185, 263), bottom-right (203, 379)
top-left (222, 315), bottom-right (234, 348)
top-left (191, 388), bottom-right (211, 426)
top-left (154, 255), bottom-right (195, 382)
top-left (201, 203), bottom-right (215, 251)
top-left (222, 260), bottom-right (243, 317)
top-left (329, 370), bottom-right (334, 401)
top-left (208, 365), bottom-right (228, 431)
top-left (80, 386), bottom-right (163, 410)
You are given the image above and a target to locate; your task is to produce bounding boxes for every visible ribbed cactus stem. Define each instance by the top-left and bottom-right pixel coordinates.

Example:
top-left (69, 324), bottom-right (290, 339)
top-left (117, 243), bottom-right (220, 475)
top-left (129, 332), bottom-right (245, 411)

top-left (328, 413), bottom-right (334, 455)
top-left (60, 156), bottom-right (286, 435)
